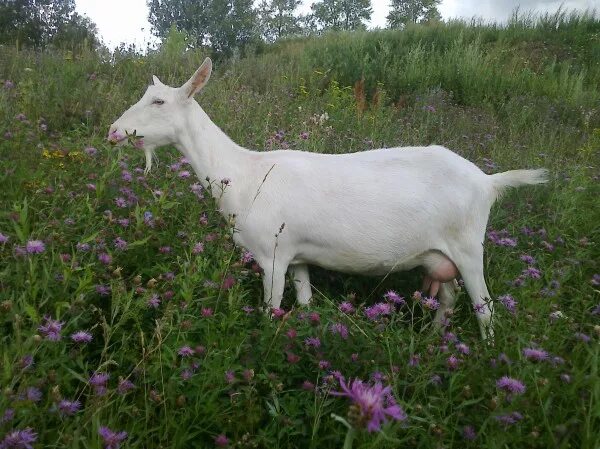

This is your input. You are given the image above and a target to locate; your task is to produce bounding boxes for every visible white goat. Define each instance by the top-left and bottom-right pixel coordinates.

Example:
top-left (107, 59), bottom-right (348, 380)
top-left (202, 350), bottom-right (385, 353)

top-left (109, 58), bottom-right (548, 338)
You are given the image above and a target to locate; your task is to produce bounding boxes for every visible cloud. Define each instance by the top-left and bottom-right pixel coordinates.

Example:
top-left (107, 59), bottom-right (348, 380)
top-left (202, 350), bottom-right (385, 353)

top-left (439, 0), bottom-right (597, 23)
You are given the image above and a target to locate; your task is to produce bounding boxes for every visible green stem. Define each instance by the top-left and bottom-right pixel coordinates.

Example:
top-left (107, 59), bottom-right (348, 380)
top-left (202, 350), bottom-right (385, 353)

top-left (343, 427), bottom-right (356, 449)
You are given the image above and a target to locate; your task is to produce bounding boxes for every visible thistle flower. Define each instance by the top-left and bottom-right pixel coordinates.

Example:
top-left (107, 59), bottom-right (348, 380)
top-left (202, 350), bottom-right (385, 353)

top-left (178, 346), bottom-right (195, 357)
top-left (0, 233), bottom-right (9, 244)
top-left (339, 302), bottom-right (355, 314)
top-left (57, 399), bottom-right (81, 416)
top-left (421, 296), bottom-right (440, 310)
top-left (0, 428), bottom-right (37, 449)
top-left (332, 378), bottom-right (407, 432)
top-left (384, 290), bottom-right (405, 305)
top-left (117, 379), bottom-right (135, 394)
top-left (71, 331), bottom-right (92, 343)
top-left (304, 337), bottom-right (321, 348)
top-left (90, 372), bottom-right (109, 396)
top-left (26, 240), bottom-right (45, 254)
top-left (214, 434), bottom-right (229, 447)
top-left (522, 348), bottom-right (548, 362)
top-left (98, 426), bottom-right (127, 449)
top-left (365, 302), bottom-right (392, 320)
top-left (494, 411), bottom-right (523, 427)
top-left (113, 237), bottom-right (127, 250)
top-left (498, 294), bottom-right (517, 314)
top-left (496, 376), bottom-right (526, 395)
top-left (462, 425), bottom-right (477, 440)
top-left (330, 322), bottom-right (349, 339)
top-left (38, 316), bottom-right (63, 341)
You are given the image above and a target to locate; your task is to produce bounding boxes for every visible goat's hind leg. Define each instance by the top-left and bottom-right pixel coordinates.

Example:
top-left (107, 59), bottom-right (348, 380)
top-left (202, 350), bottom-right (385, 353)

top-left (289, 264), bottom-right (312, 306)
top-left (450, 245), bottom-right (494, 340)
top-left (434, 280), bottom-right (459, 330)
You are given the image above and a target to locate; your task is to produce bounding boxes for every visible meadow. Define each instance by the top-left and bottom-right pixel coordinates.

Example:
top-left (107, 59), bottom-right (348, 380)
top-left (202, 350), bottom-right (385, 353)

top-left (0, 11), bottom-right (599, 448)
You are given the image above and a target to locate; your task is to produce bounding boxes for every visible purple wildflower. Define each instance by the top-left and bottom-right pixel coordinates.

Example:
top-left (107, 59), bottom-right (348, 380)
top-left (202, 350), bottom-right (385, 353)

top-left (147, 294), bottom-right (161, 308)
top-left (304, 337), bottom-right (321, 348)
top-left (98, 427), bottom-right (127, 449)
top-left (384, 290), bottom-right (405, 305)
top-left (332, 378), bottom-right (407, 432)
top-left (25, 240), bottom-right (45, 254)
top-left (421, 296), bottom-right (440, 310)
top-left (178, 346), bottom-right (195, 357)
top-left (575, 332), bottom-right (591, 343)
top-left (496, 376), bottom-right (526, 395)
top-left (494, 411), bottom-right (523, 427)
top-left (38, 316), bottom-right (63, 341)
top-left (522, 348), bottom-right (548, 362)
top-left (318, 360), bottom-right (331, 370)
top-left (114, 197), bottom-right (127, 208)
top-left (215, 434), bottom-right (229, 447)
top-left (117, 379), bottom-right (135, 394)
top-left (446, 355), bottom-right (460, 370)
top-left (95, 284), bottom-right (111, 296)
top-left (84, 146), bottom-right (98, 156)
top-left (522, 266), bottom-right (542, 279)
top-left (0, 233), bottom-right (9, 244)
top-left (113, 237), bottom-right (127, 251)
top-left (498, 294), bottom-right (517, 314)
top-left (365, 302), bottom-right (392, 320)
top-left (591, 274), bottom-right (600, 286)
top-left (462, 425), bottom-right (477, 440)
top-left (339, 302), bottom-right (355, 314)
top-left (520, 254), bottom-right (536, 264)
top-left (25, 387), bottom-right (42, 402)
top-left (456, 343), bottom-right (470, 355)
top-left (19, 355), bottom-right (34, 371)
top-left (90, 372), bottom-right (109, 396)
top-left (76, 242), bottom-right (91, 252)
top-left (71, 331), bottom-right (92, 344)
top-left (192, 242), bottom-right (204, 254)
top-left (0, 428), bottom-right (37, 449)
top-left (0, 409), bottom-right (14, 424)
top-left (330, 322), bottom-right (349, 339)
top-left (98, 253), bottom-right (112, 265)
top-left (57, 400), bottom-right (81, 416)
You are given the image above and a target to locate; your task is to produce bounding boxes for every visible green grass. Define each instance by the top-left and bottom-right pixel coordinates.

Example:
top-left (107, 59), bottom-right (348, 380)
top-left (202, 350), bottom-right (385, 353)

top-left (0, 13), bottom-right (599, 449)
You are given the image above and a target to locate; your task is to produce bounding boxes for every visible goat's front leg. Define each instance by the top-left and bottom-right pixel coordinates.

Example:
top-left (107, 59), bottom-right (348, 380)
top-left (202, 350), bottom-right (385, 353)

top-left (289, 264), bottom-right (312, 306)
top-left (261, 260), bottom-right (288, 310)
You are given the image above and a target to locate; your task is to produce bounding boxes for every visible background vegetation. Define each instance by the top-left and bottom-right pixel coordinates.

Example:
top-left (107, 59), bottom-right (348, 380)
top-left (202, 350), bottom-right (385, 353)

top-left (0, 10), bottom-right (599, 449)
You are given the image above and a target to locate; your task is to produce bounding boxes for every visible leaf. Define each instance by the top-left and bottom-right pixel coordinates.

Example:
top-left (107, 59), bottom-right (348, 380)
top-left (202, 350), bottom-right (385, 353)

top-left (23, 304), bottom-right (40, 322)
top-left (129, 235), bottom-right (152, 248)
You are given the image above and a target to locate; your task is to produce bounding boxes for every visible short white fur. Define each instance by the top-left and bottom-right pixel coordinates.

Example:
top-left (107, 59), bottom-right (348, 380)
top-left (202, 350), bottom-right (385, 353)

top-left (109, 58), bottom-right (548, 339)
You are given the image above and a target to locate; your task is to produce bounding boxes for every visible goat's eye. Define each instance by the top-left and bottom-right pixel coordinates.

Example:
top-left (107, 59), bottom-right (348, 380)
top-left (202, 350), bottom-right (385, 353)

top-left (152, 99), bottom-right (165, 105)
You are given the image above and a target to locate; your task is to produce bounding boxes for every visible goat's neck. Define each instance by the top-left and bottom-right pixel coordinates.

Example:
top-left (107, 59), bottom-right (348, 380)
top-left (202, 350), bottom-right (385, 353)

top-left (175, 102), bottom-right (251, 206)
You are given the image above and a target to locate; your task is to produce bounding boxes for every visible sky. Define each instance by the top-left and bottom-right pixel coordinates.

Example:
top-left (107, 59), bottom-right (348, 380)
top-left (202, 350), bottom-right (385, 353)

top-left (75, 0), bottom-right (598, 49)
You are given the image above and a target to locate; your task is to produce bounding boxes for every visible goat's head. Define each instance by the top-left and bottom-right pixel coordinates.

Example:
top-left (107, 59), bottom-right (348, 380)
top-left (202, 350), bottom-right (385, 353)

top-left (108, 57), bottom-right (212, 172)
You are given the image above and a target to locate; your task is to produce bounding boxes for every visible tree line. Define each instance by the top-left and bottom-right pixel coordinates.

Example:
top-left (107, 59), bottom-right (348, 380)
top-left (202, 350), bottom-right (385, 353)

top-left (0, 0), bottom-right (441, 54)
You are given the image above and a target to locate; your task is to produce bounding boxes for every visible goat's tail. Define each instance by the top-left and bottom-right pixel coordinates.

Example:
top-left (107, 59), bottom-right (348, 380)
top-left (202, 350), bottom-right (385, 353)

top-left (489, 169), bottom-right (549, 200)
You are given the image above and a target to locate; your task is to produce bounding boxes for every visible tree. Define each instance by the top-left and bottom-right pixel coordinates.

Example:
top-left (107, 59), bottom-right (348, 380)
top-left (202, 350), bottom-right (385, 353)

top-left (148, 0), bottom-right (211, 48)
top-left (0, 0), bottom-right (96, 47)
top-left (148, 0), bottom-right (258, 56)
top-left (257, 0), bottom-right (301, 42)
top-left (311, 0), bottom-right (372, 32)
top-left (387, 0), bottom-right (441, 28)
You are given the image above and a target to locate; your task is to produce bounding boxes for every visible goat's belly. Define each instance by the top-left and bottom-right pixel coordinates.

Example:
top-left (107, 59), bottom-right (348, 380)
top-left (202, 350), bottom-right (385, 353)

top-left (291, 246), bottom-right (421, 276)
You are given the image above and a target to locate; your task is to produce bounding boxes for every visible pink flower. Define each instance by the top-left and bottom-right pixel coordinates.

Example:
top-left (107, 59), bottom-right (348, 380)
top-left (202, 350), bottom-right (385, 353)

top-left (214, 434), bottom-right (229, 447)
top-left (332, 378), bottom-right (407, 432)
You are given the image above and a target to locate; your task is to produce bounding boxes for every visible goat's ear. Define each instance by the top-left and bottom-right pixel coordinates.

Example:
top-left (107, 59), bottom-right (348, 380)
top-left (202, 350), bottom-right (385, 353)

top-left (182, 57), bottom-right (212, 98)
top-left (152, 75), bottom-right (163, 86)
